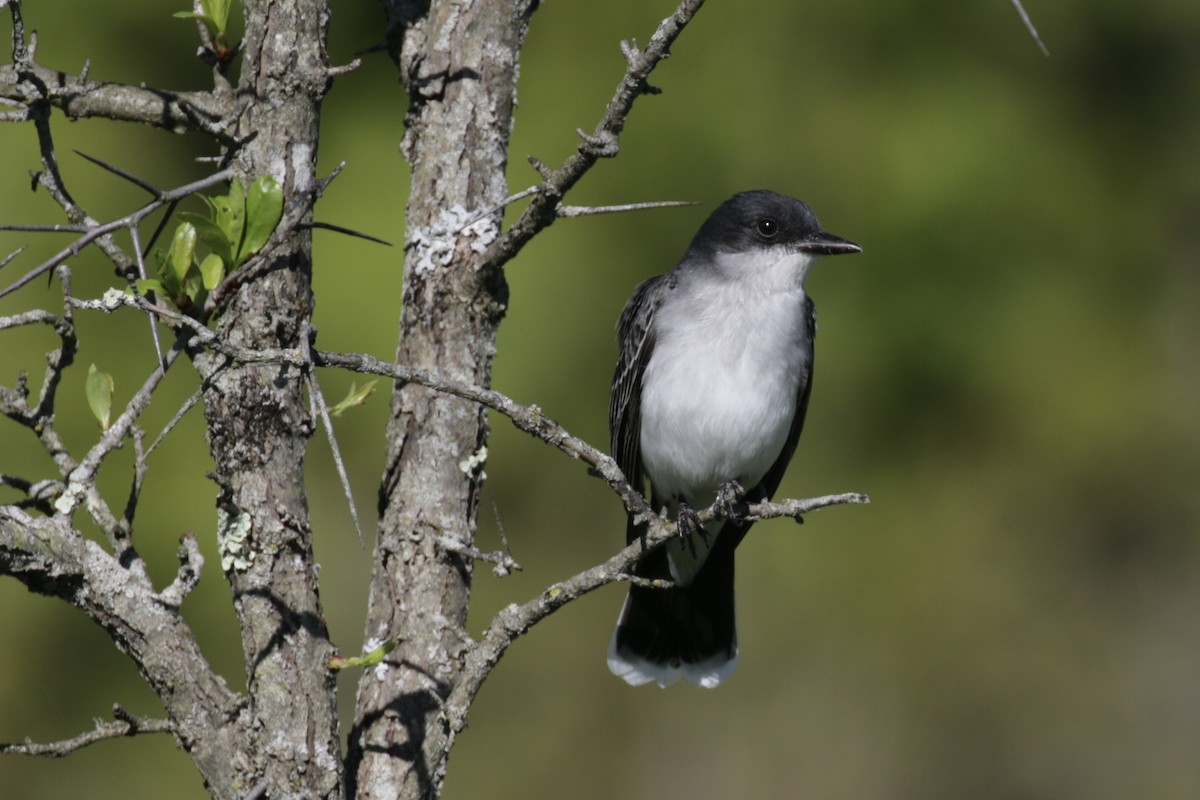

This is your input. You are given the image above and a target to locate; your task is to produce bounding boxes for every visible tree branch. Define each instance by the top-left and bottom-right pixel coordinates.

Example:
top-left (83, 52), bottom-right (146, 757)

top-left (0, 167), bottom-right (236, 299)
top-left (0, 506), bottom-right (246, 786)
top-left (2, 1), bottom-right (229, 135)
top-left (444, 491), bottom-right (870, 735)
top-left (0, 705), bottom-right (174, 758)
top-left (0, 64), bottom-right (229, 133)
top-left (483, 0), bottom-right (707, 269)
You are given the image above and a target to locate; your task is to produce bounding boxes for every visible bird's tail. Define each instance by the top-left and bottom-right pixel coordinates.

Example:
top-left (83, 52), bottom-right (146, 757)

top-left (607, 539), bottom-right (738, 688)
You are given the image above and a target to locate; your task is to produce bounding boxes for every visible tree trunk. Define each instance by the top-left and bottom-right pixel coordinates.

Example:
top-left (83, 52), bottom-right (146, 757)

top-left (349, 2), bottom-right (534, 798)
top-left (192, 1), bottom-right (341, 797)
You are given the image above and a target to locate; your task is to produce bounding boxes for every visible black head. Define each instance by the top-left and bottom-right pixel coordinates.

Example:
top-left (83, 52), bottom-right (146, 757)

top-left (685, 190), bottom-right (861, 259)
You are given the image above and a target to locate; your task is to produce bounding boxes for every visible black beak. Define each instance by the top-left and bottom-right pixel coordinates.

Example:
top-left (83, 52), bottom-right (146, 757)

top-left (798, 231), bottom-right (862, 256)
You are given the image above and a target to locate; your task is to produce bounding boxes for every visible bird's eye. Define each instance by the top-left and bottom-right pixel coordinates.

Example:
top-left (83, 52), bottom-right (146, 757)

top-left (756, 218), bottom-right (779, 238)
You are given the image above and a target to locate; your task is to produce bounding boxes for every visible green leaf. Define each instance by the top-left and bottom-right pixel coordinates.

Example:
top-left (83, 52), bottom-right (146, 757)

top-left (179, 211), bottom-right (234, 267)
top-left (328, 639), bottom-right (397, 671)
top-left (134, 278), bottom-right (169, 298)
top-left (199, 253), bottom-right (226, 290)
top-left (240, 176), bottom-right (284, 262)
top-left (202, 0), bottom-right (232, 33)
top-left (175, 0), bottom-right (231, 38)
top-left (152, 249), bottom-right (181, 299)
top-left (212, 180), bottom-right (245, 261)
top-left (183, 264), bottom-right (206, 306)
top-left (86, 364), bottom-right (114, 431)
top-left (330, 381), bottom-right (378, 417)
top-left (166, 223), bottom-right (198, 289)
top-left (174, 11), bottom-right (222, 41)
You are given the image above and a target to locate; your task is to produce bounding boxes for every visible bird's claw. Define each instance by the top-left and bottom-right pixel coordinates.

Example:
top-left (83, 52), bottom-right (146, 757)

top-left (714, 479), bottom-right (746, 521)
top-left (675, 502), bottom-right (707, 557)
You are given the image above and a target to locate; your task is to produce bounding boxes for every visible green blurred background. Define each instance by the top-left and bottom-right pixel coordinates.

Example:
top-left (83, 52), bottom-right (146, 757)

top-left (2, 0), bottom-right (1199, 797)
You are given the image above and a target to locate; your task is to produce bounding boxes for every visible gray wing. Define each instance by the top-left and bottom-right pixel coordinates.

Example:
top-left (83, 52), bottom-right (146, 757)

top-left (609, 272), bottom-right (674, 539)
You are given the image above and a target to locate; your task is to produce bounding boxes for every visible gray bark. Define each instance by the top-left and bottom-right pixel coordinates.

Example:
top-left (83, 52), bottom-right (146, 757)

top-left (190, 0), bottom-right (342, 798)
top-left (348, 3), bottom-right (535, 798)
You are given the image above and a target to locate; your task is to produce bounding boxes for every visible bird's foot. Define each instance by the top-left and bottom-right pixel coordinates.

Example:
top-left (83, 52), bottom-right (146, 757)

top-left (675, 502), bottom-right (707, 557)
top-left (713, 479), bottom-right (746, 522)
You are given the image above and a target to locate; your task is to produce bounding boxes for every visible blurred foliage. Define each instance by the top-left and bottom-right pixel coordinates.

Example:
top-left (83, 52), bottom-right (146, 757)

top-left (2, 0), bottom-right (1199, 798)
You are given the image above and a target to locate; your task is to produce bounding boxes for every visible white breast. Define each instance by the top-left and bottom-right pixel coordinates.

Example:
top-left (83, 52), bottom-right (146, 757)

top-left (638, 274), bottom-right (809, 509)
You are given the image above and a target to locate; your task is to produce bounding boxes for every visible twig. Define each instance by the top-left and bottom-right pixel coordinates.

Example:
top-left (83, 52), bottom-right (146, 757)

top-left (557, 200), bottom-right (698, 217)
top-left (0, 168), bottom-right (235, 299)
top-left (1010, 0), bottom-right (1050, 57)
top-left (305, 370), bottom-right (366, 547)
top-left (0, 61), bottom-right (229, 135)
top-left (483, 0), bottom-right (707, 270)
top-left (128, 225), bottom-right (165, 369)
top-left (434, 535), bottom-right (521, 576)
top-left (442, 490), bottom-right (869, 736)
top-left (117, 426), bottom-right (148, 541)
top-left (489, 497), bottom-right (520, 577)
top-left (158, 532), bottom-right (205, 608)
top-left (302, 220), bottom-right (392, 246)
top-left (55, 330), bottom-right (190, 528)
top-left (0, 704), bottom-right (173, 757)
top-left (312, 348), bottom-right (653, 522)
top-left (145, 389), bottom-right (202, 458)
top-left (0, 245), bottom-right (26, 270)
top-left (74, 150), bottom-right (163, 197)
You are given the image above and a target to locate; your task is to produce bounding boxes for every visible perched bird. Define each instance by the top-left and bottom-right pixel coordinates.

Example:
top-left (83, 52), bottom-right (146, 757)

top-left (607, 190), bottom-right (861, 687)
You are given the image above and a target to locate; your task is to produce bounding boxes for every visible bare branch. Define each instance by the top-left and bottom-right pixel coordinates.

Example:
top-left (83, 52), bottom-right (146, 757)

top-left (145, 389), bottom-right (202, 458)
top-left (434, 535), bottom-right (522, 576)
top-left (483, 0), bottom-right (707, 269)
top-left (743, 494), bottom-right (871, 523)
top-left (557, 200), bottom-right (699, 217)
top-left (74, 150), bottom-right (163, 196)
top-left (0, 506), bottom-right (243, 775)
top-left (0, 245), bottom-right (26, 268)
top-left (158, 532), bottom-right (205, 609)
top-left (0, 704), bottom-right (174, 758)
top-left (0, 168), bottom-right (236, 299)
top-left (441, 490), bottom-right (869, 738)
top-left (127, 225), bottom-right (166, 368)
top-left (305, 370), bottom-right (366, 547)
top-left (312, 348), bottom-right (653, 521)
top-left (0, 268), bottom-right (79, 484)
top-left (1010, 0), bottom-right (1050, 57)
top-left (0, 59), bottom-right (229, 134)
top-left (52, 323), bottom-right (190, 535)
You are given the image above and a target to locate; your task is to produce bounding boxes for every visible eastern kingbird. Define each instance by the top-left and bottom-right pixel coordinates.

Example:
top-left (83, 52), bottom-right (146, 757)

top-left (607, 190), bottom-right (861, 687)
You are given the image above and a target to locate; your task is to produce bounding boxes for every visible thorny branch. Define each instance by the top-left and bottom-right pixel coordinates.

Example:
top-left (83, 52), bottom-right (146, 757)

top-left (2, 3), bottom-right (228, 135)
top-left (0, 705), bottom-right (174, 758)
top-left (483, 0), bottom-right (707, 269)
top-left (0, 167), bottom-right (236, 299)
top-left (444, 492), bottom-right (868, 735)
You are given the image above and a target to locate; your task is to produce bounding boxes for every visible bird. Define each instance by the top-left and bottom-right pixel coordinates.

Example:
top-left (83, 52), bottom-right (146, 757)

top-left (607, 190), bottom-right (861, 688)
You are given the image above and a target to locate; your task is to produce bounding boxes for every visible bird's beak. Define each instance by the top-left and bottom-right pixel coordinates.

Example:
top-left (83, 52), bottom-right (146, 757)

top-left (798, 231), bottom-right (862, 256)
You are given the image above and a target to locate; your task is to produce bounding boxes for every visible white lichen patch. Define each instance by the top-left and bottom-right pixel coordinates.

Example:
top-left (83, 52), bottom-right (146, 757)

top-left (407, 205), bottom-right (500, 275)
top-left (101, 287), bottom-right (128, 311)
top-left (53, 481), bottom-right (87, 515)
top-left (458, 445), bottom-right (488, 480)
top-left (217, 506), bottom-right (254, 573)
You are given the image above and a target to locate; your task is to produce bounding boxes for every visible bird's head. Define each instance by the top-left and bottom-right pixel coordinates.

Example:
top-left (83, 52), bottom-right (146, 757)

top-left (684, 190), bottom-right (861, 288)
